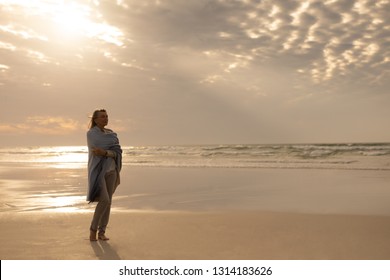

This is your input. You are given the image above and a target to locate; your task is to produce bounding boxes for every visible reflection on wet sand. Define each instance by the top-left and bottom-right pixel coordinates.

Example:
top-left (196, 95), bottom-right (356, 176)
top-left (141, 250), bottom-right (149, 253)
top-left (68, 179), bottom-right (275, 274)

top-left (0, 164), bottom-right (89, 213)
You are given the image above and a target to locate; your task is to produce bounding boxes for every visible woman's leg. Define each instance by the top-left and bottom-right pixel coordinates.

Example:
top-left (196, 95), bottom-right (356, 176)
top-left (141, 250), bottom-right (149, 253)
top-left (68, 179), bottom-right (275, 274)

top-left (90, 177), bottom-right (110, 233)
top-left (98, 170), bottom-right (117, 236)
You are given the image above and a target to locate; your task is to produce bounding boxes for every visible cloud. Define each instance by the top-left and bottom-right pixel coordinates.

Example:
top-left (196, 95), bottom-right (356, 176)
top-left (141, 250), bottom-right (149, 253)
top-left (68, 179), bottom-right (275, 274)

top-left (1, 0), bottom-right (387, 89)
top-left (0, 123), bottom-right (28, 134)
top-left (0, 0), bottom-right (389, 145)
top-left (0, 116), bottom-right (82, 135)
top-left (101, 0), bottom-right (388, 96)
top-left (0, 0), bottom-right (128, 79)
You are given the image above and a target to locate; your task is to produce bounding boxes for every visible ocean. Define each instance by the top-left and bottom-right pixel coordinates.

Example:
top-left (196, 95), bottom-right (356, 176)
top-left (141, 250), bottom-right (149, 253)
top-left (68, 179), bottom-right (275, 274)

top-left (0, 143), bottom-right (389, 170)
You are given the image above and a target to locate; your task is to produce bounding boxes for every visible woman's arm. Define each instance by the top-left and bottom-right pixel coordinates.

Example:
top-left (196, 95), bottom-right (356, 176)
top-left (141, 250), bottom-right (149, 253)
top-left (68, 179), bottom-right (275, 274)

top-left (91, 147), bottom-right (116, 158)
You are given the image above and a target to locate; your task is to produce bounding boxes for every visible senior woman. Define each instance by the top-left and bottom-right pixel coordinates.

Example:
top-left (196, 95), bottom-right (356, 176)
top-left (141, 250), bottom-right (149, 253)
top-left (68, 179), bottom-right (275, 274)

top-left (87, 109), bottom-right (122, 241)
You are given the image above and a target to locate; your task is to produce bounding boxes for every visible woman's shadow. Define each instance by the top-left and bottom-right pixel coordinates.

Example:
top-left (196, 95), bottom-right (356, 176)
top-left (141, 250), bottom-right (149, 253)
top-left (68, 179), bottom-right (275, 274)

top-left (90, 240), bottom-right (121, 260)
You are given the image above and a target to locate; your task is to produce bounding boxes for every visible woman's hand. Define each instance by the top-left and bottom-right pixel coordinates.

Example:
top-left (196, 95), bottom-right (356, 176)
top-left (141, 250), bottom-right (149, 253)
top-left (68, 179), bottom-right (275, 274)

top-left (92, 147), bottom-right (107, 157)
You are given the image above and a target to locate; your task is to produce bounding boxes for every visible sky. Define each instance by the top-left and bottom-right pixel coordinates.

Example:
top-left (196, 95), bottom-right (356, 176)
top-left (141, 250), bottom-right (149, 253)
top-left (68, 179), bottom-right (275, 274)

top-left (0, 0), bottom-right (389, 146)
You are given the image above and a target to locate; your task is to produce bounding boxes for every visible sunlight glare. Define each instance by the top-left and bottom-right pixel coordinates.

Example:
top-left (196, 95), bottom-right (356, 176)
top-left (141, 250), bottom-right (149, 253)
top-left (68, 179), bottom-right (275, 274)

top-left (53, 2), bottom-right (92, 39)
top-left (1, 0), bottom-right (124, 46)
top-left (32, 146), bottom-right (88, 169)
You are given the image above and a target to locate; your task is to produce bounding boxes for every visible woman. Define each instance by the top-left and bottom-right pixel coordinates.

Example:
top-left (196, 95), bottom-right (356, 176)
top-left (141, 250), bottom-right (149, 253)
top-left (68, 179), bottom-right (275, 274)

top-left (87, 109), bottom-right (122, 241)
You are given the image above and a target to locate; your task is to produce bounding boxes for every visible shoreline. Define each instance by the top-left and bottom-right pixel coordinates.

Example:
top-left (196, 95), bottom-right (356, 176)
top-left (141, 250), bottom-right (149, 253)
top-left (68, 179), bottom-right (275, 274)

top-left (1, 165), bottom-right (390, 215)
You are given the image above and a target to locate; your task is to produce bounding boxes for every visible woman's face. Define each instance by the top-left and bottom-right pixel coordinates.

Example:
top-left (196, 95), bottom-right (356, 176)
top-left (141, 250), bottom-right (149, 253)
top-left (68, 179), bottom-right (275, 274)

top-left (94, 111), bottom-right (108, 128)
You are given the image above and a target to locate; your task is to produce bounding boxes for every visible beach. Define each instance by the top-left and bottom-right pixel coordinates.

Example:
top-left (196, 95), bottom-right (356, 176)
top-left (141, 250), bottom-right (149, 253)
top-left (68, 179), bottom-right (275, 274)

top-left (2, 210), bottom-right (390, 260)
top-left (1, 163), bottom-right (390, 260)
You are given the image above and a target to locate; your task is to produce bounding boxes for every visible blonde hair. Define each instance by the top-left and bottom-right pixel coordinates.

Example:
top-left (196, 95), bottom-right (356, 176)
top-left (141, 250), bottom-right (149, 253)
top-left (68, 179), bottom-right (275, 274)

top-left (89, 109), bottom-right (107, 129)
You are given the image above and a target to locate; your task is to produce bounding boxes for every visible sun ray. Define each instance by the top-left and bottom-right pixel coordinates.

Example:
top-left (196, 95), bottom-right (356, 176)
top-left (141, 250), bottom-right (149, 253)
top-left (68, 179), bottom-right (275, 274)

top-left (0, 0), bottom-right (125, 46)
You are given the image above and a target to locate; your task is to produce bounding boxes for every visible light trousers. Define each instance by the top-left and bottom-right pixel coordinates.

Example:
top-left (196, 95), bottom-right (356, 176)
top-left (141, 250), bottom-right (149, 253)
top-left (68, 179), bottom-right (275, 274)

top-left (90, 170), bottom-right (117, 233)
